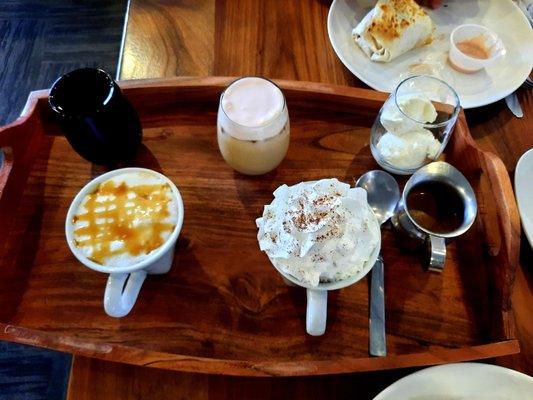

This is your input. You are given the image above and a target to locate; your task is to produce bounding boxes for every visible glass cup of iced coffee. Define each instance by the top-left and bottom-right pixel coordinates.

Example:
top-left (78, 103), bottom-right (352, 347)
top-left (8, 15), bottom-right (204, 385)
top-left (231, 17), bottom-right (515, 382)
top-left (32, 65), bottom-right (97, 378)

top-left (217, 77), bottom-right (290, 175)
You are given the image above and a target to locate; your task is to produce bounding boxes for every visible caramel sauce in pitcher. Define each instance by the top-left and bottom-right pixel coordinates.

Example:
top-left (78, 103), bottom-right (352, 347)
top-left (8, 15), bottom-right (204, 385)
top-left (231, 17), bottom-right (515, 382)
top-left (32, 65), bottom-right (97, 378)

top-left (73, 180), bottom-right (175, 264)
top-left (406, 181), bottom-right (465, 234)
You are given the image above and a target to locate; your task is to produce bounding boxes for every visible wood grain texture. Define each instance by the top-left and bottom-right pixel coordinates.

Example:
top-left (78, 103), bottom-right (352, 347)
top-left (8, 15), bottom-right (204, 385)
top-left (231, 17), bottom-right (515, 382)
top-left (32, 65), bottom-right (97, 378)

top-left (65, 355), bottom-right (438, 400)
top-left (0, 78), bottom-right (520, 377)
top-left (120, 0), bottom-right (357, 85)
top-left (120, 0), bottom-right (215, 79)
top-left (460, 88), bottom-right (533, 376)
top-left (465, 90), bottom-right (533, 173)
top-left (118, 0), bottom-right (533, 379)
top-left (1, 0), bottom-right (531, 395)
top-left (213, 0), bottom-right (357, 85)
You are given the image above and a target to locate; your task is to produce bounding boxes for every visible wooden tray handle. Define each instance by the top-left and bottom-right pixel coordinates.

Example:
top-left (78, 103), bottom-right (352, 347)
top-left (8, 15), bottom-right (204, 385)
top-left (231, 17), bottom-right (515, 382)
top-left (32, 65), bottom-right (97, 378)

top-left (447, 112), bottom-right (520, 341)
top-left (482, 150), bottom-right (521, 339)
top-left (0, 91), bottom-right (46, 239)
top-left (483, 151), bottom-right (520, 263)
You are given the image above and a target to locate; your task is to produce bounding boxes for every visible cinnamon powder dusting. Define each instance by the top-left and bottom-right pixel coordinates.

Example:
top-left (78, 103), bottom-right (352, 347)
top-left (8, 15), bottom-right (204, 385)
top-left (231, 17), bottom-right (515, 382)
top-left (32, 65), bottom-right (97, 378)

top-left (288, 193), bottom-right (342, 237)
top-left (73, 181), bottom-right (175, 264)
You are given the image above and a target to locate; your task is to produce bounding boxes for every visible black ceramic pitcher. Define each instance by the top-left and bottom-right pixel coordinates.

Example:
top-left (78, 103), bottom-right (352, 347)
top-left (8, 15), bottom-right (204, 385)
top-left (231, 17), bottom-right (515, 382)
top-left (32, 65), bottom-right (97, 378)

top-left (49, 68), bottom-right (142, 165)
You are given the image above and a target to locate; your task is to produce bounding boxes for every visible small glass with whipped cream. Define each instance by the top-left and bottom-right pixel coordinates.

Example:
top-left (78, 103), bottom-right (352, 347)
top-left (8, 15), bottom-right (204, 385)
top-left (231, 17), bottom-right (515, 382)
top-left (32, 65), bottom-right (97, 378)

top-left (370, 75), bottom-right (461, 175)
top-left (217, 77), bottom-right (290, 175)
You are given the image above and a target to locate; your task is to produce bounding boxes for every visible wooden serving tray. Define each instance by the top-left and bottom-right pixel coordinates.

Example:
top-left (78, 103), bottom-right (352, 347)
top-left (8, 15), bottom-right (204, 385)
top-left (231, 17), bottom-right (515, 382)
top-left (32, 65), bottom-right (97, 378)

top-left (0, 77), bottom-right (520, 376)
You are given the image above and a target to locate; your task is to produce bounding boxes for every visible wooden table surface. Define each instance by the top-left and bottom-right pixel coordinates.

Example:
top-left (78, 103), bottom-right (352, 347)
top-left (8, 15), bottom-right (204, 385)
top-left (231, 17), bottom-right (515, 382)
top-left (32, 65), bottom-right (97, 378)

top-left (68, 0), bottom-right (533, 398)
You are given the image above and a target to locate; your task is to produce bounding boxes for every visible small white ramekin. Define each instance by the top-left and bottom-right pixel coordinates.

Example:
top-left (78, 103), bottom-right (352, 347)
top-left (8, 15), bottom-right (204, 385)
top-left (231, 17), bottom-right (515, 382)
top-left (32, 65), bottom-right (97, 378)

top-left (449, 24), bottom-right (506, 73)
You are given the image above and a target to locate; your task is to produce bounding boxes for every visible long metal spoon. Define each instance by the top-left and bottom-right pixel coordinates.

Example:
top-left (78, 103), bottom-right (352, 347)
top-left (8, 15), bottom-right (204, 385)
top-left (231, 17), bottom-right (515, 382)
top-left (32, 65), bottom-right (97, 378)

top-left (356, 170), bottom-right (400, 357)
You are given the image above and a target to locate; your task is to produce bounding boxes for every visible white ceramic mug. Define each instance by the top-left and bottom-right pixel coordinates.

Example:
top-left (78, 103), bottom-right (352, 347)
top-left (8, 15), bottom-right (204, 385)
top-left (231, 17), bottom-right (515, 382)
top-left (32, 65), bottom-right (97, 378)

top-left (272, 241), bottom-right (380, 336)
top-left (65, 168), bottom-right (184, 318)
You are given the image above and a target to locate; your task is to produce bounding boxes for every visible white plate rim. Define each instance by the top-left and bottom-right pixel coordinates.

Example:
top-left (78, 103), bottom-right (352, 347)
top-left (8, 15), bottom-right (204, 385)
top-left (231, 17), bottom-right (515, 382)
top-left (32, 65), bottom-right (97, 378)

top-left (515, 148), bottom-right (533, 248)
top-left (373, 362), bottom-right (533, 399)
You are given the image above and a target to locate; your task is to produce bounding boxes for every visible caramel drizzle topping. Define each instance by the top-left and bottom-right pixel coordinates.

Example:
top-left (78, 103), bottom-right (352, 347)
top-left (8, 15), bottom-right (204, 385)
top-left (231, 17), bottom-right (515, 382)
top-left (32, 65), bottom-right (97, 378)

top-left (73, 181), bottom-right (175, 265)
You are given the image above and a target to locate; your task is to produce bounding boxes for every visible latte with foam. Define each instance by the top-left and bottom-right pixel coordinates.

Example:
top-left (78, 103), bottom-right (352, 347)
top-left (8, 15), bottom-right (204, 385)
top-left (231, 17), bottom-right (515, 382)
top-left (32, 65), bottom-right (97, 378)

top-left (217, 77), bottom-right (290, 175)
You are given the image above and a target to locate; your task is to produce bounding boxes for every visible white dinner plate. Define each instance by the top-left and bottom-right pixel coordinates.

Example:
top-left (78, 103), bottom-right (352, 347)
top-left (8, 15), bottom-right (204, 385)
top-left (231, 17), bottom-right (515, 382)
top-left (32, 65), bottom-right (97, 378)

top-left (515, 148), bottom-right (533, 249)
top-left (373, 362), bottom-right (533, 399)
top-left (327, 0), bottom-right (533, 108)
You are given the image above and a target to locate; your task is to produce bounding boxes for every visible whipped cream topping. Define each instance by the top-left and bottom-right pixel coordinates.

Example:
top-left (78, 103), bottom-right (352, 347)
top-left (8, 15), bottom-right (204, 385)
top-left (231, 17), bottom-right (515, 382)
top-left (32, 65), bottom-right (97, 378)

top-left (377, 129), bottom-right (441, 169)
top-left (381, 93), bottom-right (438, 134)
top-left (256, 179), bottom-right (380, 287)
top-left (377, 93), bottom-right (441, 169)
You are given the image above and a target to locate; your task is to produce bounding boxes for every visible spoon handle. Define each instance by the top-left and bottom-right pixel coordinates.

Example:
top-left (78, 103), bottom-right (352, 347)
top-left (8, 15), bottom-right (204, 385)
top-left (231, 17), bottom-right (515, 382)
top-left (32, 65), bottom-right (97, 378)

top-left (370, 255), bottom-right (386, 357)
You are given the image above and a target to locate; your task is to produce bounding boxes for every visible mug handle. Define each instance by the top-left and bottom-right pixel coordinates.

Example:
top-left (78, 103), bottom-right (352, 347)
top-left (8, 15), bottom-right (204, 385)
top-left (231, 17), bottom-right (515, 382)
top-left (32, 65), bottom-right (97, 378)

top-left (306, 289), bottom-right (327, 336)
top-left (428, 235), bottom-right (446, 272)
top-left (104, 271), bottom-right (147, 318)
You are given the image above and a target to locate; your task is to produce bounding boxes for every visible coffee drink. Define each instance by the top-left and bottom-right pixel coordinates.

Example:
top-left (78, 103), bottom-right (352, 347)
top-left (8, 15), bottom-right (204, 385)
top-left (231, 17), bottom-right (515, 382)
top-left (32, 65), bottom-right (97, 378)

top-left (256, 178), bottom-right (380, 287)
top-left (217, 77), bottom-right (290, 175)
top-left (72, 171), bottom-right (179, 267)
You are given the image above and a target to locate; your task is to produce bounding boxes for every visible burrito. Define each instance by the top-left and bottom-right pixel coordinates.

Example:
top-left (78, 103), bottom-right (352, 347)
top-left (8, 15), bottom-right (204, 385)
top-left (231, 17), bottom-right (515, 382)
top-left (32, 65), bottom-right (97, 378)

top-left (352, 0), bottom-right (434, 63)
